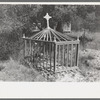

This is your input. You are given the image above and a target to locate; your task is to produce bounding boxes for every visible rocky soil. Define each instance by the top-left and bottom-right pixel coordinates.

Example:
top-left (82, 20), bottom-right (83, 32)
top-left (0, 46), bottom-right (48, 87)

top-left (54, 49), bottom-right (100, 82)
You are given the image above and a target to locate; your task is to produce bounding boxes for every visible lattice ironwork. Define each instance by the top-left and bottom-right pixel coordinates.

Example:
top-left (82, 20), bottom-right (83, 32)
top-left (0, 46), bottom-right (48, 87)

top-left (22, 13), bottom-right (80, 74)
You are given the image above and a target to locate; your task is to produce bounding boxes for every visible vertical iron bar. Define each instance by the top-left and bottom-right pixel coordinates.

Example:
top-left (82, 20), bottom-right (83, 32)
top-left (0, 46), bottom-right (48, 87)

top-left (55, 44), bottom-right (57, 73)
top-left (74, 44), bottom-right (76, 66)
top-left (50, 43), bottom-right (52, 72)
top-left (76, 44), bottom-right (79, 66)
top-left (25, 39), bottom-right (27, 56)
top-left (39, 42), bottom-right (41, 68)
top-left (23, 39), bottom-right (25, 57)
top-left (54, 43), bottom-right (57, 73)
top-left (30, 40), bottom-right (32, 55)
top-left (43, 42), bottom-right (45, 68)
top-left (33, 41), bottom-right (35, 67)
top-left (46, 42), bottom-right (48, 69)
top-left (67, 44), bottom-right (69, 67)
top-left (59, 45), bottom-right (60, 65)
top-left (31, 40), bottom-right (33, 56)
top-left (28, 40), bottom-right (29, 55)
top-left (65, 45), bottom-right (67, 66)
top-left (62, 44), bottom-right (65, 66)
top-left (71, 44), bottom-right (73, 67)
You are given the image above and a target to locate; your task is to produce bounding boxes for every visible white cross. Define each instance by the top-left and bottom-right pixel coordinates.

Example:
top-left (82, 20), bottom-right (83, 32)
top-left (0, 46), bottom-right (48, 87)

top-left (44, 13), bottom-right (52, 29)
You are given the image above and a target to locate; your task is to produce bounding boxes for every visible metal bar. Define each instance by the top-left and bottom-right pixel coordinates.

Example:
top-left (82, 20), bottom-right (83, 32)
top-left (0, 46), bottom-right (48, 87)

top-left (56, 45), bottom-right (58, 64)
top-left (43, 42), bottom-right (45, 68)
top-left (24, 38), bottom-right (55, 43)
top-left (33, 41), bottom-right (35, 63)
top-left (52, 30), bottom-right (67, 41)
top-left (31, 40), bottom-right (33, 56)
top-left (23, 39), bottom-right (25, 57)
top-left (58, 45), bottom-right (60, 66)
top-left (47, 43), bottom-right (50, 70)
top-left (44, 34), bottom-right (46, 41)
top-left (62, 44), bottom-right (65, 66)
top-left (33, 41), bottom-right (35, 56)
top-left (36, 33), bottom-right (43, 40)
top-left (54, 43), bottom-right (56, 73)
top-left (25, 39), bottom-right (27, 56)
top-left (36, 41), bottom-right (38, 68)
top-left (73, 44), bottom-right (76, 66)
top-left (61, 45), bottom-right (63, 66)
top-left (55, 44), bottom-right (57, 73)
top-left (30, 29), bottom-right (44, 39)
top-left (67, 44), bottom-right (69, 67)
top-left (71, 44), bottom-right (73, 67)
top-left (55, 40), bottom-right (80, 45)
top-left (39, 31), bottom-right (47, 41)
top-left (33, 33), bottom-right (43, 40)
top-left (38, 31), bottom-right (45, 40)
top-left (51, 28), bottom-right (67, 41)
top-left (51, 43), bottom-right (53, 71)
top-left (59, 45), bottom-right (61, 65)
top-left (39, 42), bottom-right (41, 68)
top-left (28, 40), bottom-right (30, 55)
top-left (39, 32), bottom-right (45, 40)
top-left (76, 44), bottom-right (79, 66)
top-left (51, 29), bottom-right (72, 41)
top-left (48, 30), bottom-right (52, 41)
top-left (52, 43), bottom-right (54, 71)
top-left (50, 30), bottom-right (61, 41)
top-left (30, 40), bottom-right (32, 55)
top-left (46, 42), bottom-right (48, 69)
top-left (64, 45), bottom-right (67, 66)
top-left (50, 43), bottom-right (52, 71)
top-left (47, 32), bottom-right (48, 41)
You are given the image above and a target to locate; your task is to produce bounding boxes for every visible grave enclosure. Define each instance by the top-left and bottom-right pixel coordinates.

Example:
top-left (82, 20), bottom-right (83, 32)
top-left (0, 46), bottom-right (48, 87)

top-left (23, 13), bottom-right (80, 74)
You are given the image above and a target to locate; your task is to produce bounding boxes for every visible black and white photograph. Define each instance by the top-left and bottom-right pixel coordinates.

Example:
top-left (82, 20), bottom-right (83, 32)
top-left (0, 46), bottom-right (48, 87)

top-left (0, 3), bottom-right (100, 82)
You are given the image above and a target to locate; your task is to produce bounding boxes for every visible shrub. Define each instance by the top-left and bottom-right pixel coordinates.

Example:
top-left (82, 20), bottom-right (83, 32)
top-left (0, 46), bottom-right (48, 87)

top-left (0, 28), bottom-right (22, 61)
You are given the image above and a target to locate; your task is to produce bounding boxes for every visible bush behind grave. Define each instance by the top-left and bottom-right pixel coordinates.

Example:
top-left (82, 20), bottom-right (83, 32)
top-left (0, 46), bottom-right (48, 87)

top-left (0, 29), bottom-right (23, 61)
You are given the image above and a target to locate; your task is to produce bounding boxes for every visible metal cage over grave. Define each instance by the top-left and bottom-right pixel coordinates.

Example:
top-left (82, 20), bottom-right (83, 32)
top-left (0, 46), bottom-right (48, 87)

top-left (23, 13), bottom-right (80, 74)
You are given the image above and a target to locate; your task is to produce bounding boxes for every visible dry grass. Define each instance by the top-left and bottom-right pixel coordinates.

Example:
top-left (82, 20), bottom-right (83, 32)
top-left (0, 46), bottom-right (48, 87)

top-left (78, 49), bottom-right (100, 82)
top-left (0, 58), bottom-right (46, 82)
top-left (86, 32), bottom-right (100, 50)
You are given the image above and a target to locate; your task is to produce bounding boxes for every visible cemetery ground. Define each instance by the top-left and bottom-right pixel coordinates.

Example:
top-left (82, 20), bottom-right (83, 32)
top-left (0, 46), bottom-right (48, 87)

top-left (0, 32), bottom-right (100, 82)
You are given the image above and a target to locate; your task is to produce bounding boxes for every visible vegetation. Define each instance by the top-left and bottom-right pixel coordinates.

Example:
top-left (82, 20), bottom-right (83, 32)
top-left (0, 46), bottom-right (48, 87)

top-left (0, 5), bottom-right (98, 61)
top-left (0, 4), bottom-right (100, 81)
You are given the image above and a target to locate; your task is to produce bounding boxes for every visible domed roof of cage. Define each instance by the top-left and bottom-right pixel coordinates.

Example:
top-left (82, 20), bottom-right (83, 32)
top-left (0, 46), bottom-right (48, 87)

top-left (30, 13), bottom-right (74, 42)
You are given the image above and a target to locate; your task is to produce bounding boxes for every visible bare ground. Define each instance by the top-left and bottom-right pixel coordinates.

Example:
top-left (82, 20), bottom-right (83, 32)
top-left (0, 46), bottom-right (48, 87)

top-left (56, 49), bottom-right (100, 82)
top-left (0, 49), bottom-right (100, 82)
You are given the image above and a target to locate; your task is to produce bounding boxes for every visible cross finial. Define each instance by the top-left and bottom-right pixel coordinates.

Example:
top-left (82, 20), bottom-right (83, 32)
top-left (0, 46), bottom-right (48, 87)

top-left (44, 13), bottom-right (52, 29)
